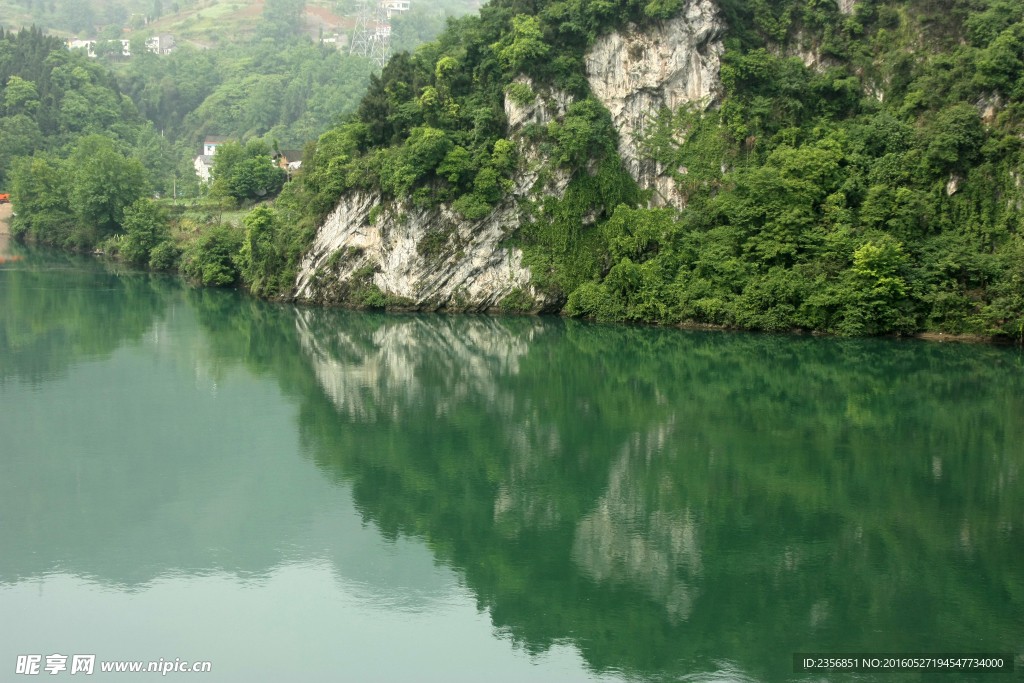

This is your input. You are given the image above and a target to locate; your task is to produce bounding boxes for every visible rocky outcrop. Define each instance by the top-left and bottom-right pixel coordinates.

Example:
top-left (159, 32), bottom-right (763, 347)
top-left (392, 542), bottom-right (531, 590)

top-left (291, 1), bottom-right (726, 306)
top-left (504, 75), bottom-right (574, 131)
top-left (289, 84), bottom-right (574, 312)
top-left (291, 188), bottom-right (541, 312)
top-left (584, 2), bottom-right (726, 208)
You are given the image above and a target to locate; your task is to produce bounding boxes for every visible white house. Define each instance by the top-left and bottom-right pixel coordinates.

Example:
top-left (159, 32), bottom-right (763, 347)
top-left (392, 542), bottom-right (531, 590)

top-left (385, 0), bottom-right (410, 17)
top-left (202, 135), bottom-right (231, 157)
top-left (320, 33), bottom-right (348, 50)
top-left (68, 39), bottom-right (131, 57)
top-left (194, 136), bottom-right (235, 182)
top-left (193, 155), bottom-right (215, 183)
top-left (146, 34), bottom-right (175, 54)
top-left (68, 39), bottom-right (96, 57)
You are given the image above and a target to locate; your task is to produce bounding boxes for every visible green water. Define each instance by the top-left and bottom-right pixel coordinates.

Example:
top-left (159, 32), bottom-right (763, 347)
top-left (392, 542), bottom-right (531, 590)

top-left (1, 244), bottom-right (1023, 682)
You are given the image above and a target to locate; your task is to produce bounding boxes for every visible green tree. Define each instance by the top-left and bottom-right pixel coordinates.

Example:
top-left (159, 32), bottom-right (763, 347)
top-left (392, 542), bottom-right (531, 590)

top-left (379, 126), bottom-right (452, 197)
top-left (4, 76), bottom-right (39, 116)
top-left (259, 0), bottom-right (304, 39)
top-left (69, 135), bottom-right (151, 240)
top-left (211, 140), bottom-right (245, 192)
top-left (229, 156), bottom-right (286, 199)
top-left (182, 224), bottom-right (243, 286)
top-left (238, 205), bottom-right (282, 295)
top-left (493, 15), bottom-right (550, 73)
top-left (8, 155), bottom-right (75, 245)
top-left (0, 114), bottom-right (42, 186)
top-left (212, 139), bottom-right (286, 201)
top-left (120, 198), bottom-right (170, 264)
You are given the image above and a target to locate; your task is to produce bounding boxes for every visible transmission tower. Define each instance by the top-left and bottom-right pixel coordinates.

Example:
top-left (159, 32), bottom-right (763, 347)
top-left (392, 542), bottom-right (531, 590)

top-left (349, 0), bottom-right (391, 68)
top-left (369, 1), bottom-right (392, 68)
top-left (349, 0), bottom-right (374, 58)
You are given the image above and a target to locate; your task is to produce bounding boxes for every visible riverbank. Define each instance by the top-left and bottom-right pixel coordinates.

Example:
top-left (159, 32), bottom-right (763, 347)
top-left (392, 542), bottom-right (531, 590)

top-left (0, 203), bottom-right (11, 235)
top-left (9, 229), bottom-right (1021, 345)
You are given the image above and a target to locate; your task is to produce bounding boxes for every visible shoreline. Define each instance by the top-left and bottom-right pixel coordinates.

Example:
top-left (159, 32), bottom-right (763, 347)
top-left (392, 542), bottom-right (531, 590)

top-left (283, 292), bottom-right (1021, 345)
top-left (9, 233), bottom-right (1022, 346)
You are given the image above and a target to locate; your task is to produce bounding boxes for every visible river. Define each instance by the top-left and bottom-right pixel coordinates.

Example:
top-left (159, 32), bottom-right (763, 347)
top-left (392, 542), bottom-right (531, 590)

top-left (1, 245), bottom-right (1022, 681)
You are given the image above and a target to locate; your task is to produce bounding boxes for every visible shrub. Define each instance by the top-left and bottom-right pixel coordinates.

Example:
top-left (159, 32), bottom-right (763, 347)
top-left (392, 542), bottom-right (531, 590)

top-left (149, 240), bottom-right (182, 270)
top-left (182, 224), bottom-right (243, 287)
top-left (120, 199), bottom-right (170, 265)
top-left (499, 287), bottom-right (534, 313)
top-left (505, 82), bottom-right (536, 107)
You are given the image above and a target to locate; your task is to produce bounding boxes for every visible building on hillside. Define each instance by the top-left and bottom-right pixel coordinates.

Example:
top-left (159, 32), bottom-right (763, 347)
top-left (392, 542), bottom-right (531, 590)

top-left (320, 33), bottom-right (348, 50)
top-left (202, 136), bottom-right (232, 156)
top-left (275, 150), bottom-right (303, 180)
top-left (68, 39), bottom-right (96, 57)
top-left (146, 34), bottom-right (176, 55)
top-left (194, 155), bottom-right (215, 183)
top-left (275, 150), bottom-right (303, 169)
top-left (193, 136), bottom-right (235, 183)
top-left (68, 39), bottom-right (131, 57)
top-left (385, 0), bottom-right (410, 17)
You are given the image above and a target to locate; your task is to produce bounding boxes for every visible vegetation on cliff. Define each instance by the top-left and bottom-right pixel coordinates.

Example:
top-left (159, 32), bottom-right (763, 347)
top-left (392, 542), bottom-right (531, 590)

top-left (296, 0), bottom-right (1024, 338)
top-left (564, 1), bottom-right (1024, 338)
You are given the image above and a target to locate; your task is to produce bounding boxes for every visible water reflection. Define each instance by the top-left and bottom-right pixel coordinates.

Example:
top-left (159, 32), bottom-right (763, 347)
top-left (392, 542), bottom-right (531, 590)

top-left (0, 250), bottom-right (170, 384)
top-left (295, 310), bottom-right (542, 422)
top-left (571, 431), bottom-right (702, 623)
top-left (282, 307), bottom-right (1024, 680)
top-left (1, 259), bottom-right (1023, 682)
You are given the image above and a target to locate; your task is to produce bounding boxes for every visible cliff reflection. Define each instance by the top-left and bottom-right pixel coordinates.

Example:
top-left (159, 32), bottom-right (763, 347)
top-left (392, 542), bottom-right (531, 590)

top-left (270, 304), bottom-right (1024, 680)
top-left (571, 426), bottom-right (702, 623)
top-left (295, 310), bottom-right (541, 422)
top-left (1, 265), bottom-right (1022, 682)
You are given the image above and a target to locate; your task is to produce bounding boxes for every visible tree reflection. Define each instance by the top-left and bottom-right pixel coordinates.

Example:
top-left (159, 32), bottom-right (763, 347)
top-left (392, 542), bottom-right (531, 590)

top-left (0, 249), bottom-right (173, 384)
top-left (4, 268), bottom-right (1021, 682)
top-left (191, 296), bottom-right (1024, 681)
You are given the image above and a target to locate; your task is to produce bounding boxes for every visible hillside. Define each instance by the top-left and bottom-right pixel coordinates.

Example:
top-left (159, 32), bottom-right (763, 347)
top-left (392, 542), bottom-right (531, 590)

top-left (0, 0), bottom-right (481, 194)
top-left (7, 0), bottom-right (1024, 338)
top-left (271, 0), bottom-right (1024, 339)
top-left (0, 0), bottom-right (480, 48)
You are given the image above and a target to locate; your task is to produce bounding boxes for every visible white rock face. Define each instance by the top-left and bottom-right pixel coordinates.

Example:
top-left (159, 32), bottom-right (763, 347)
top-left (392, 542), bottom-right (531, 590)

top-left (584, 2), bottom-right (726, 208)
top-left (289, 129), bottom-right (572, 311)
top-left (292, 3), bottom-right (727, 305)
top-left (292, 192), bottom-right (528, 311)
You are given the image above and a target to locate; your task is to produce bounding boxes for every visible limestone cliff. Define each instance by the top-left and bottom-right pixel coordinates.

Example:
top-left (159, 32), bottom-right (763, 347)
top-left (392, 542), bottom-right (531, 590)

top-left (585, 5), bottom-right (725, 208)
top-left (289, 123), bottom-right (573, 312)
top-left (289, 0), bottom-right (725, 310)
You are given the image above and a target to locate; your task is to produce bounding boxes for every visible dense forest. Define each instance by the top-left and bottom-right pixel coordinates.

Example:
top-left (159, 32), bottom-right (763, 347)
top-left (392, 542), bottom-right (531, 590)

top-left (0, 0), bottom-right (467, 252)
top-left (8, 0), bottom-right (1024, 337)
top-left (294, 0), bottom-right (1024, 339)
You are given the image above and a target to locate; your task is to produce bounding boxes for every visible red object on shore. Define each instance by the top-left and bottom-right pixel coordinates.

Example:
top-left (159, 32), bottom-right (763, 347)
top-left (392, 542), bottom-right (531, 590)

top-left (0, 193), bottom-right (9, 203)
